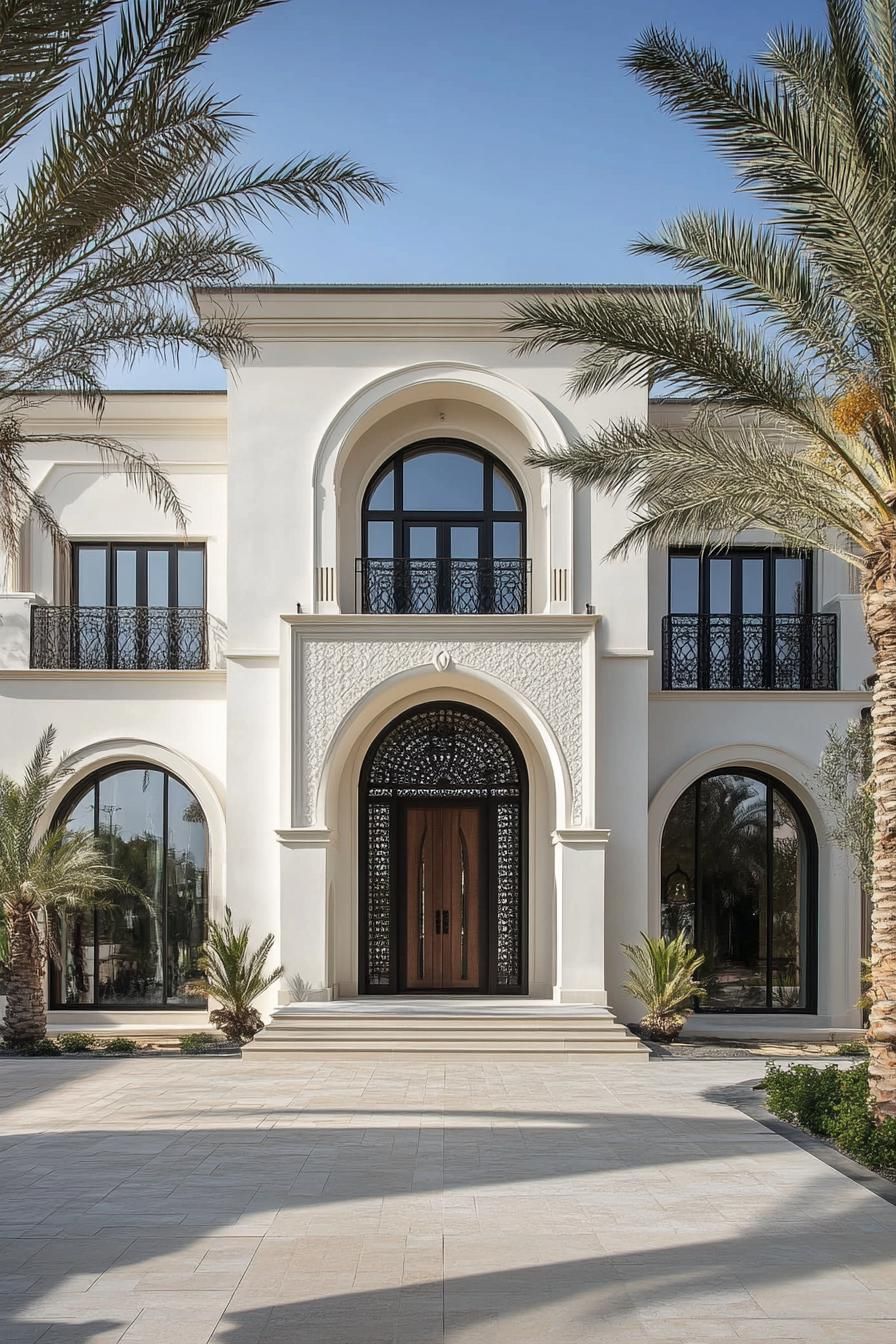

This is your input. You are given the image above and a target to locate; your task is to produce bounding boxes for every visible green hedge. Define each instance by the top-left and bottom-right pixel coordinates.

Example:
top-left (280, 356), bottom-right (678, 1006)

top-left (765, 1062), bottom-right (896, 1174)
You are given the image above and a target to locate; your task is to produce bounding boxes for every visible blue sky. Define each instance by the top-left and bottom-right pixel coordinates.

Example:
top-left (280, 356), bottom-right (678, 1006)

top-left (111, 0), bottom-right (826, 388)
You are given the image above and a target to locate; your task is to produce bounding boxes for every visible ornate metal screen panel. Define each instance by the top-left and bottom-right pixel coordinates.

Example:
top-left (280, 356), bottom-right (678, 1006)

top-left (495, 802), bottom-right (522, 987)
top-left (361, 704), bottom-right (525, 992)
top-left (366, 803), bottom-right (393, 988)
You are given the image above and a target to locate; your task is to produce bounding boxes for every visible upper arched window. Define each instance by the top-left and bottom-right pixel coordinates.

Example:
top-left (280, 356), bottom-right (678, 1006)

top-left (660, 769), bottom-right (817, 1012)
top-left (360, 439), bottom-right (528, 614)
top-left (49, 764), bottom-right (208, 1009)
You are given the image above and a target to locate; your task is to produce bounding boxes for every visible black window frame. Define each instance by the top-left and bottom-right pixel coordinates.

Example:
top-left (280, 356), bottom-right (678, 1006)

top-left (667, 546), bottom-right (813, 616)
top-left (48, 762), bottom-right (209, 1011)
top-left (71, 541), bottom-right (207, 609)
top-left (362, 439), bottom-right (526, 565)
top-left (661, 768), bottom-right (818, 1014)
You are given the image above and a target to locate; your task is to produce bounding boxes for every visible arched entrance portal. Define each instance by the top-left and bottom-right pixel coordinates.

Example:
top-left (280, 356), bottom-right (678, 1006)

top-left (359, 702), bottom-right (528, 994)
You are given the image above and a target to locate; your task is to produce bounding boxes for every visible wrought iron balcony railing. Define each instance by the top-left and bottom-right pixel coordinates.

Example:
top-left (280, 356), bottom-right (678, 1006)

top-left (662, 612), bottom-right (838, 691)
top-left (357, 557), bottom-right (532, 615)
top-left (31, 605), bottom-right (209, 671)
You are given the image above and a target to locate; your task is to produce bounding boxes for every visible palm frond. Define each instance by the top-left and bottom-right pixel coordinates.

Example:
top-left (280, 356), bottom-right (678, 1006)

top-left (510, 288), bottom-right (892, 513)
top-left (0, 0), bottom-right (389, 559)
top-left (623, 25), bottom-right (896, 380)
top-left (623, 932), bottom-right (706, 1017)
top-left (630, 211), bottom-right (860, 380)
top-left (0, 1), bottom-right (115, 161)
top-left (527, 418), bottom-right (875, 560)
top-left (0, 728), bottom-right (123, 928)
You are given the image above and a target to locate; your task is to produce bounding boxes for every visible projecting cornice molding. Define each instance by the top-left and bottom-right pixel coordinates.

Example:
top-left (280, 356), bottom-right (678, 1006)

top-left (192, 284), bottom-right (693, 343)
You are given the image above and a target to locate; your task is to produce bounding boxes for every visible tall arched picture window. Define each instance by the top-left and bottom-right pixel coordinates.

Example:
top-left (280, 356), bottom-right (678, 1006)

top-left (360, 439), bottom-right (528, 614)
top-left (661, 770), bottom-right (817, 1012)
top-left (50, 765), bottom-right (209, 1008)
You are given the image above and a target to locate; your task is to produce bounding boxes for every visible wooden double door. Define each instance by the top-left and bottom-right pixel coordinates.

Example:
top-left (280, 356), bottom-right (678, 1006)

top-left (403, 802), bottom-right (484, 991)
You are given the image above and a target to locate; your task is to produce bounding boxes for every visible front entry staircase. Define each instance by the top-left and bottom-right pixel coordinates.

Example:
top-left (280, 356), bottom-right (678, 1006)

top-left (244, 998), bottom-right (648, 1061)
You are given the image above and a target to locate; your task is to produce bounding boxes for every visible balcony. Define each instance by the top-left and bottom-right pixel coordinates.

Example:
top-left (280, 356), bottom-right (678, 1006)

top-left (30, 605), bottom-right (209, 671)
top-left (662, 613), bottom-right (838, 691)
top-left (356, 557), bottom-right (532, 615)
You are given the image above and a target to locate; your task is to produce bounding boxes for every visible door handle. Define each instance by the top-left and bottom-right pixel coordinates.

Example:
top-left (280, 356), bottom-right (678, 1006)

top-left (442, 909), bottom-right (449, 935)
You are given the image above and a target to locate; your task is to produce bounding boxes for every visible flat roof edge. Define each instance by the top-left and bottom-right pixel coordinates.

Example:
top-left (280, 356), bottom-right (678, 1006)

top-left (192, 282), bottom-right (698, 297)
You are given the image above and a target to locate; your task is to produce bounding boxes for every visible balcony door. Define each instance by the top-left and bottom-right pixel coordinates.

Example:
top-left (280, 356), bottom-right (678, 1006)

top-left (68, 543), bottom-right (205, 669)
top-left (360, 439), bottom-right (527, 614)
top-left (666, 548), bottom-right (830, 690)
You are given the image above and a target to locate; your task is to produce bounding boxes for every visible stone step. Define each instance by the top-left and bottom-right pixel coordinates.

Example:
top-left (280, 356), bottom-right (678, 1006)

top-left (248, 1042), bottom-right (645, 1057)
top-left (259, 1021), bottom-right (634, 1032)
top-left (245, 1004), bottom-right (648, 1058)
top-left (261, 1017), bottom-right (630, 1032)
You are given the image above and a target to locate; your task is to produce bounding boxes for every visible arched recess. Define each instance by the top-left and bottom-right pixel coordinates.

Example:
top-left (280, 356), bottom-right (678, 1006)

top-left (359, 701), bottom-right (528, 995)
top-left (312, 362), bottom-right (573, 614)
top-left (650, 745), bottom-right (822, 1015)
top-left (316, 670), bottom-right (569, 998)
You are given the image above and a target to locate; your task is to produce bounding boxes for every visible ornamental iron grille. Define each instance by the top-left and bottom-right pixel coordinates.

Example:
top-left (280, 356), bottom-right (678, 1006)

top-left (661, 613), bottom-right (838, 690)
top-left (31, 605), bottom-right (208, 670)
top-left (360, 703), bottom-right (527, 993)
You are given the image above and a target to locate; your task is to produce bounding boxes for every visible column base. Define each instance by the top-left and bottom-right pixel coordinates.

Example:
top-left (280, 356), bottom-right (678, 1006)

top-left (277, 985), bottom-right (336, 1006)
top-left (552, 987), bottom-right (608, 1006)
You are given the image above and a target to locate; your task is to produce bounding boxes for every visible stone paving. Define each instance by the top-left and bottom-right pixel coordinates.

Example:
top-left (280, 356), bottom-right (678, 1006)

top-left (0, 1055), bottom-right (895, 1342)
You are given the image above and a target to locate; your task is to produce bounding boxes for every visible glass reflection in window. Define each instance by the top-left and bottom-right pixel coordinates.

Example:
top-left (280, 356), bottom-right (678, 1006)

top-left (52, 766), bottom-right (209, 1009)
top-left (660, 770), bottom-right (813, 1011)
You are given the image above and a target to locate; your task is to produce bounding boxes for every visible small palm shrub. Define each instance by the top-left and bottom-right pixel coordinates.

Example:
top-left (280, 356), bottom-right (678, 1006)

top-left (765, 1063), bottom-right (896, 1175)
top-left (57, 1032), bottom-right (95, 1053)
top-left (623, 932), bottom-right (705, 1042)
top-left (103, 1036), bottom-right (138, 1054)
top-left (179, 1032), bottom-right (223, 1055)
top-left (191, 907), bottom-right (283, 1043)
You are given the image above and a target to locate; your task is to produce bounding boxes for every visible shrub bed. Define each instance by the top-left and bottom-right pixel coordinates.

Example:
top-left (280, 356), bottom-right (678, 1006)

top-left (57, 1032), bottom-right (95, 1053)
top-left (179, 1032), bottom-right (230, 1054)
top-left (764, 1062), bottom-right (896, 1177)
top-left (102, 1036), bottom-right (138, 1054)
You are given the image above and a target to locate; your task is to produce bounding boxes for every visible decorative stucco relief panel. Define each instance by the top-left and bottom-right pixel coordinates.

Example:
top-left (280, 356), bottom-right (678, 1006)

top-left (298, 635), bottom-right (584, 823)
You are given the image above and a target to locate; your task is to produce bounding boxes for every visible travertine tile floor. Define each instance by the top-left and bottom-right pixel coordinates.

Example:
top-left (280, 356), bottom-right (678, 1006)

top-left (0, 1055), bottom-right (895, 1343)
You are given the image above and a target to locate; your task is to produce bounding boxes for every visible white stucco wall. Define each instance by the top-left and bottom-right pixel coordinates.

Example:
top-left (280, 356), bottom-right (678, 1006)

top-left (0, 290), bottom-right (871, 1034)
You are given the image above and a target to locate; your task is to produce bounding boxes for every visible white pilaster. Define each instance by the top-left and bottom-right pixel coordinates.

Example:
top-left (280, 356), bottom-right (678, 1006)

top-left (551, 828), bottom-right (609, 1004)
top-left (275, 828), bottom-right (335, 1003)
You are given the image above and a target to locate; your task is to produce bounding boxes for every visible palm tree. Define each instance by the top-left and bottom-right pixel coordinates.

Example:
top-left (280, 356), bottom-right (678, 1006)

top-left (0, 1), bottom-right (388, 563)
top-left (508, 2), bottom-right (896, 1116)
top-left (0, 727), bottom-right (128, 1047)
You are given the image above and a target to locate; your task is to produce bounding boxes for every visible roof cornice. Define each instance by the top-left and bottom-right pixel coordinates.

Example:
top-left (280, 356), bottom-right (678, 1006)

top-left (191, 283), bottom-right (698, 343)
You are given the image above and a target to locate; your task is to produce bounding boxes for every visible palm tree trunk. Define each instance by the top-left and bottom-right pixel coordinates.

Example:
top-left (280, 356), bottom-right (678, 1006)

top-left (863, 575), bottom-right (896, 1115)
top-left (1, 904), bottom-right (46, 1047)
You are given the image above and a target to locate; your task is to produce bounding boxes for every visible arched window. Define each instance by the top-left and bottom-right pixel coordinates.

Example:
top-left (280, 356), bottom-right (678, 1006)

top-left (661, 769), bottom-right (817, 1012)
top-left (360, 439), bottom-right (528, 614)
top-left (50, 764), bottom-right (209, 1008)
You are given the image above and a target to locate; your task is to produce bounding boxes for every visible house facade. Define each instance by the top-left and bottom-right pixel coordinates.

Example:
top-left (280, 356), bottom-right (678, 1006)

top-left (0, 286), bottom-right (873, 1037)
